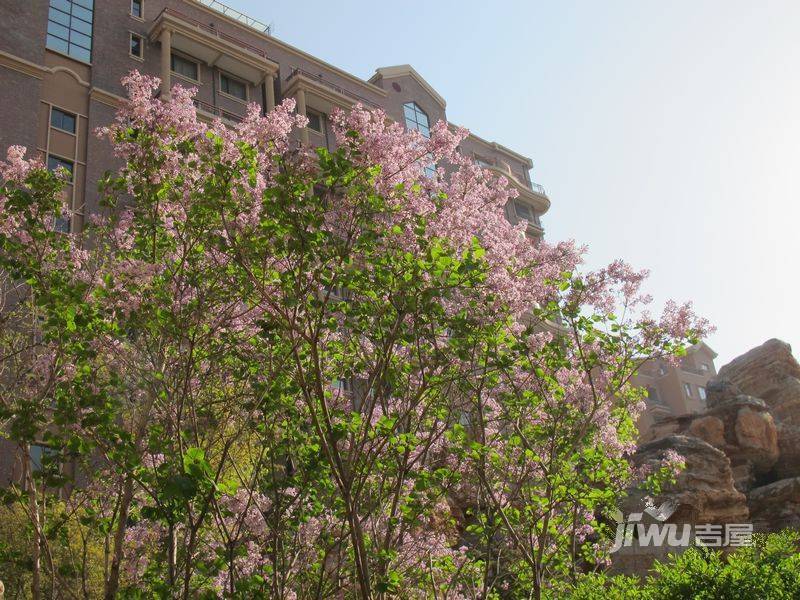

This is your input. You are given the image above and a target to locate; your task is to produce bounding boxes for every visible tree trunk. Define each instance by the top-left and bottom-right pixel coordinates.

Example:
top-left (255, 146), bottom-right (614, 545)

top-left (26, 447), bottom-right (42, 600)
top-left (104, 475), bottom-right (134, 600)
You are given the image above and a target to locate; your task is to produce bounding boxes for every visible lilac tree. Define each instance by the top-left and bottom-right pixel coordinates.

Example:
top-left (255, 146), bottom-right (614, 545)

top-left (0, 72), bottom-right (708, 599)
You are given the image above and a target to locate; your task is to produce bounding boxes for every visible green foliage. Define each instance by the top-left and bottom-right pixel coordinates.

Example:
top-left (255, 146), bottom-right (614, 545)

top-left (551, 532), bottom-right (800, 600)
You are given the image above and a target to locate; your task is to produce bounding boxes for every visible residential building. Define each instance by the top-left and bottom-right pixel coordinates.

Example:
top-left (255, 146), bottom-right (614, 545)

top-left (0, 0), bottom-right (551, 486)
top-left (0, 0), bottom-right (550, 240)
top-left (635, 342), bottom-right (718, 440)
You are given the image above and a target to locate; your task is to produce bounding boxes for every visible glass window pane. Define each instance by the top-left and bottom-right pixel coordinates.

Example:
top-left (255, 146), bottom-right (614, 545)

top-left (46, 1), bottom-right (93, 62)
top-left (307, 111), bottom-right (322, 132)
top-left (131, 0), bottom-right (142, 17)
top-left (63, 113), bottom-right (76, 132)
top-left (70, 15), bottom-right (92, 35)
top-left (71, 30), bottom-right (92, 50)
top-left (47, 21), bottom-right (70, 41)
top-left (232, 80), bottom-right (245, 99)
top-left (54, 217), bottom-right (71, 233)
top-left (172, 55), bottom-right (197, 80)
top-left (48, 156), bottom-right (74, 180)
top-left (72, 4), bottom-right (93, 23)
top-left (48, 7), bottom-right (70, 25)
top-left (50, 0), bottom-right (71, 13)
top-left (51, 108), bottom-right (76, 133)
top-left (46, 34), bottom-right (69, 54)
top-left (130, 35), bottom-right (141, 57)
top-left (221, 75), bottom-right (246, 100)
top-left (68, 44), bottom-right (91, 62)
top-left (30, 445), bottom-right (44, 471)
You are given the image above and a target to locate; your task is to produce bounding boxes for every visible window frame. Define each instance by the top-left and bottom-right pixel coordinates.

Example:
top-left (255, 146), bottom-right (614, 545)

top-left (698, 386), bottom-right (707, 401)
top-left (474, 155), bottom-right (493, 168)
top-left (333, 377), bottom-right (353, 394)
top-left (218, 71), bottom-right (248, 102)
top-left (46, 0), bottom-right (93, 64)
top-left (129, 32), bottom-right (143, 60)
top-left (513, 199), bottom-right (539, 226)
top-left (683, 382), bottom-right (693, 397)
top-left (305, 108), bottom-right (324, 133)
top-left (402, 101), bottom-right (431, 138)
top-left (50, 107), bottom-right (77, 134)
top-left (47, 154), bottom-right (75, 183)
top-left (130, 0), bottom-right (143, 19)
top-left (170, 52), bottom-right (201, 84)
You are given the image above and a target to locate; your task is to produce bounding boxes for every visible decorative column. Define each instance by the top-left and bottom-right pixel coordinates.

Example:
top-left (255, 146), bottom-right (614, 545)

top-left (159, 28), bottom-right (172, 99)
top-left (264, 73), bottom-right (275, 113)
top-left (295, 88), bottom-right (308, 145)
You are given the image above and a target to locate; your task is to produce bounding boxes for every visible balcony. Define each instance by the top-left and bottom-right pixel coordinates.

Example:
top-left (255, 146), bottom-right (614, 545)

top-left (193, 99), bottom-right (243, 124)
top-left (512, 199), bottom-right (544, 237)
top-left (285, 67), bottom-right (382, 113)
top-left (149, 8), bottom-right (278, 84)
top-left (487, 162), bottom-right (550, 213)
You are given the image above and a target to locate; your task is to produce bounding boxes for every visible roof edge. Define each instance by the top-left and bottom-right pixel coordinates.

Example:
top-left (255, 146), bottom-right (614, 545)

top-left (370, 64), bottom-right (446, 109)
top-left (449, 123), bottom-right (533, 169)
top-left (185, 0), bottom-right (387, 98)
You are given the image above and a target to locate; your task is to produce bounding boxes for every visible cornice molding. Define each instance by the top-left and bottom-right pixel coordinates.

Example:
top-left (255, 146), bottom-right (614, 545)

top-left (89, 87), bottom-right (126, 108)
top-left (0, 50), bottom-right (49, 80)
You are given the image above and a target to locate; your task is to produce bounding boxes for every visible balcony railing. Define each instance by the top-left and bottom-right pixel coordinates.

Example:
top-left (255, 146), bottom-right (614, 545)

top-left (193, 98), bottom-right (243, 123)
top-left (158, 8), bottom-right (270, 60)
top-left (194, 0), bottom-right (272, 34)
top-left (530, 181), bottom-right (547, 196)
top-left (288, 67), bottom-right (381, 109)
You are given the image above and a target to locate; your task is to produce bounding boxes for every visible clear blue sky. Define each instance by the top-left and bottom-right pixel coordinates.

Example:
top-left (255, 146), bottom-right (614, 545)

top-left (235, 0), bottom-right (798, 367)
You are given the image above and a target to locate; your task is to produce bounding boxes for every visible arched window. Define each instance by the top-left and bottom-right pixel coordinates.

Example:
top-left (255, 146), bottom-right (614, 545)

top-left (403, 102), bottom-right (435, 176)
top-left (403, 102), bottom-right (430, 138)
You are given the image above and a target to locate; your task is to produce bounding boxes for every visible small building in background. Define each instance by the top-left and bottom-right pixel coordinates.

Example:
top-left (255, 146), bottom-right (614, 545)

top-left (635, 342), bottom-right (718, 441)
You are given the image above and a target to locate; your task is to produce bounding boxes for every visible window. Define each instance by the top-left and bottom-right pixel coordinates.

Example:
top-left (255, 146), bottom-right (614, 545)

top-left (48, 156), bottom-right (73, 233)
top-left (403, 102), bottom-right (430, 137)
top-left (402, 103), bottom-right (435, 176)
top-left (475, 156), bottom-right (492, 168)
top-left (700, 363), bottom-right (709, 373)
top-left (683, 382), bottom-right (692, 397)
top-left (47, 155), bottom-right (74, 182)
top-left (171, 53), bottom-right (199, 81)
top-left (219, 73), bottom-right (247, 100)
top-left (129, 33), bottom-right (143, 59)
top-left (50, 107), bottom-right (76, 134)
top-left (698, 386), bottom-right (707, 401)
top-left (29, 445), bottom-right (61, 476)
top-left (514, 200), bottom-right (539, 225)
top-left (306, 109), bottom-right (323, 132)
top-left (47, 0), bottom-right (93, 63)
top-left (130, 0), bottom-right (142, 18)
top-left (646, 386), bottom-right (663, 405)
top-left (29, 445), bottom-right (47, 472)
top-left (333, 378), bottom-right (353, 393)
top-left (54, 216), bottom-right (71, 233)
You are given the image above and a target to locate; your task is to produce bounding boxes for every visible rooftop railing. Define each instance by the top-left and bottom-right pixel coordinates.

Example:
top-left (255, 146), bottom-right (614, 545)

top-left (158, 8), bottom-right (270, 60)
top-left (288, 67), bottom-right (380, 109)
top-left (193, 0), bottom-right (272, 34)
